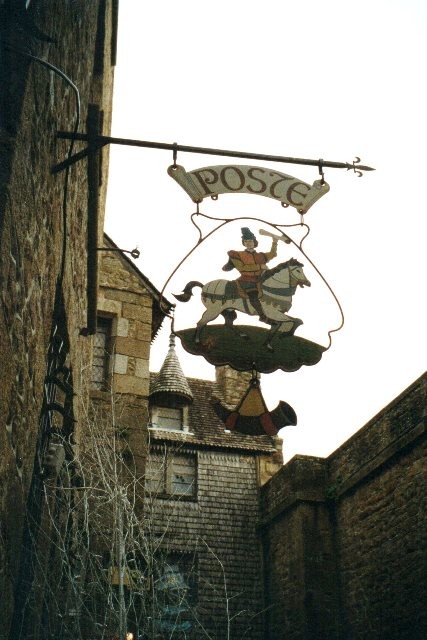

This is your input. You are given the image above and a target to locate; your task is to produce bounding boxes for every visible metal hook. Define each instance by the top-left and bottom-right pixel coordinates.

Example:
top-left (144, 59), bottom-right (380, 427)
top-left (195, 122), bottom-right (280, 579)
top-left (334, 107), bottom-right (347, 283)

top-left (250, 364), bottom-right (259, 384)
top-left (318, 158), bottom-right (325, 185)
top-left (172, 142), bottom-right (178, 168)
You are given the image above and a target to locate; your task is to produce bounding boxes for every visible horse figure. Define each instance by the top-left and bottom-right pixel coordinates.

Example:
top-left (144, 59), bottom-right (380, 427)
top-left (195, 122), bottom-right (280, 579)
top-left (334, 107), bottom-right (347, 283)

top-left (174, 258), bottom-right (311, 349)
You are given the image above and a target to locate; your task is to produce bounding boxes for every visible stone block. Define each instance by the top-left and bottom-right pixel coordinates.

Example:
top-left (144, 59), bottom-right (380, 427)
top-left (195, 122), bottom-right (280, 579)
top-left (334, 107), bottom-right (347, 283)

top-left (116, 317), bottom-right (129, 337)
top-left (136, 322), bottom-right (152, 342)
top-left (103, 288), bottom-right (147, 304)
top-left (122, 302), bottom-right (152, 322)
top-left (114, 354), bottom-right (128, 374)
top-left (115, 336), bottom-right (149, 359)
top-left (135, 358), bottom-right (149, 379)
top-left (114, 374), bottom-right (148, 396)
top-left (97, 295), bottom-right (122, 315)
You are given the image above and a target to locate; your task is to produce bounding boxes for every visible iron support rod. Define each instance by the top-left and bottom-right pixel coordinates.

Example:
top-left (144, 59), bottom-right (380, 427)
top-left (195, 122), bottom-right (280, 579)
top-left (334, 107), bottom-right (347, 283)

top-left (56, 131), bottom-right (375, 172)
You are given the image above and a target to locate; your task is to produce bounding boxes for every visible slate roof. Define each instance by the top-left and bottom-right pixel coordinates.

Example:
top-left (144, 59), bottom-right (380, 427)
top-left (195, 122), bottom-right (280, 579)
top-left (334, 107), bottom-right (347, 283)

top-left (148, 374), bottom-right (277, 454)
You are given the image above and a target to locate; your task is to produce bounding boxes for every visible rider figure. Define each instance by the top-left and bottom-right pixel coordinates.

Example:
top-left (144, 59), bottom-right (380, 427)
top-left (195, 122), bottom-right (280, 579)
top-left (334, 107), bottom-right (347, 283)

top-left (222, 227), bottom-right (278, 323)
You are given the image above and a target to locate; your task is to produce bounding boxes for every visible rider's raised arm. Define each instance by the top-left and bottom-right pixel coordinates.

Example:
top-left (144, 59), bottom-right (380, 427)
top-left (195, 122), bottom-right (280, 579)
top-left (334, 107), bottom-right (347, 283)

top-left (264, 239), bottom-right (278, 262)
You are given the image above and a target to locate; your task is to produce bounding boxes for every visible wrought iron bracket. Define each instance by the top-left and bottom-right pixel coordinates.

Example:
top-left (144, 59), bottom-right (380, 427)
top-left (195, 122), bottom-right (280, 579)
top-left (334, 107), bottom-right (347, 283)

top-left (52, 132), bottom-right (375, 176)
top-left (97, 246), bottom-right (140, 259)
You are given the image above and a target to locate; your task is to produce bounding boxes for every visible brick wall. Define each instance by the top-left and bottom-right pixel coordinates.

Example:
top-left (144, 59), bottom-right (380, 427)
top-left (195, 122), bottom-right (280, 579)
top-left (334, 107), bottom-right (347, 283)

top-left (260, 373), bottom-right (426, 640)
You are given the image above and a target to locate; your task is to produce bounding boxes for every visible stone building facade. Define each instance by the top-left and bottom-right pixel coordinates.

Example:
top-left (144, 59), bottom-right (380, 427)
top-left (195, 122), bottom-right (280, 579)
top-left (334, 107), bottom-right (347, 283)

top-left (0, 3), bottom-right (117, 638)
top-left (260, 371), bottom-right (426, 640)
top-left (91, 234), bottom-right (171, 492)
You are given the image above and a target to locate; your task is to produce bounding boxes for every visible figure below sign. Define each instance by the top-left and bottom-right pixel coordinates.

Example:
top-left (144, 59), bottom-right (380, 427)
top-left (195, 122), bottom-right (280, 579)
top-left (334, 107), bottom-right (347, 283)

top-left (211, 374), bottom-right (297, 437)
top-left (174, 227), bottom-right (325, 374)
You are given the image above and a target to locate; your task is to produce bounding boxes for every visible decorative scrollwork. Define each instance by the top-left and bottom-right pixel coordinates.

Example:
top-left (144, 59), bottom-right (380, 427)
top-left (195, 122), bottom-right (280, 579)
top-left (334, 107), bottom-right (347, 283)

top-left (347, 157), bottom-right (364, 178)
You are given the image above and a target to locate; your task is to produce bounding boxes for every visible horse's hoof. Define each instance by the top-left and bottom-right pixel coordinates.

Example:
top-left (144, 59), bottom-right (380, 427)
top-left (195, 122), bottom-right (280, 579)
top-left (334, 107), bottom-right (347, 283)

top-left (280, 318), bottom-right (303, 337)
top-left (280, 327), bottom-right (295, 337)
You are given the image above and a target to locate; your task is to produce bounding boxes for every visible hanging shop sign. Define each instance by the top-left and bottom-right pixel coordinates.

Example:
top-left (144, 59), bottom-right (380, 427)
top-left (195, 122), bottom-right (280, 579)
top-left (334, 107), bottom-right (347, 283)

top-left (168, 164), bottom-right (329, 213)
top-left (51, 124), bottom-right (371, 439)
top-left (164, 158), bottom-right (345, 435)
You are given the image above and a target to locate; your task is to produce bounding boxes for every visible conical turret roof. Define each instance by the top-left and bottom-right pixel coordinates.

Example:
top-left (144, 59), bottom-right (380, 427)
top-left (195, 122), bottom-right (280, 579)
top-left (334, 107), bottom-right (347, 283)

top-left (150, 334), bottom-right (193, 403)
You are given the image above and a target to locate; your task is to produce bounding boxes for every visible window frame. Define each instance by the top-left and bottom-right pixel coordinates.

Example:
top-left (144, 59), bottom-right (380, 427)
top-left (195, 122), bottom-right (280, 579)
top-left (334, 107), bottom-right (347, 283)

top-left (145, 449), bottom-right (198, 501)
top-left (91, 314), bottom-right (114, 391)
top-left (153, 550), bottom-right (198, 607)
top-left (150, 406), bottom-right (183, 431)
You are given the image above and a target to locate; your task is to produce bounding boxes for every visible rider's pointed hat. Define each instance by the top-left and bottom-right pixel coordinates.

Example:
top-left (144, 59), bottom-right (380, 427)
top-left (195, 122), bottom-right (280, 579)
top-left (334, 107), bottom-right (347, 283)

top-left (241, 227), bottom-right (256, 242)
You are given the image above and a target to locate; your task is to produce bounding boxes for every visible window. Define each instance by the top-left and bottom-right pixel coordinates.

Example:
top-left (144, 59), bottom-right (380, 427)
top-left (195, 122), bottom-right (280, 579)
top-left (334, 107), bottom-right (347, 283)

top-left (171, 455), bottom-right (196, 496)
top-left (145, 451), bottom-right (197, 499)
top-left (91, 316), bottom-right (112, 390)
top-left (153, 551), bottom-right (198, 609)
top-left (150, 406), bottom-right (183, 431)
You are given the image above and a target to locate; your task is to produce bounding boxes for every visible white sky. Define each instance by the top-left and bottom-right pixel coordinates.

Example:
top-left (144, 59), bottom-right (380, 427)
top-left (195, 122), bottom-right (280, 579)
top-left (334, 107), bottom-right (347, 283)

top-left (105, 0), bottom-right (426, 461)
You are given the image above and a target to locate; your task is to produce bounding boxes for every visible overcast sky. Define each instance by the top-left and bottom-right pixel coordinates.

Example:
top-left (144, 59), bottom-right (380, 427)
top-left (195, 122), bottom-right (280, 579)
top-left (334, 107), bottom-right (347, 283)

top-left (105, 0), bottom-right (426, 461)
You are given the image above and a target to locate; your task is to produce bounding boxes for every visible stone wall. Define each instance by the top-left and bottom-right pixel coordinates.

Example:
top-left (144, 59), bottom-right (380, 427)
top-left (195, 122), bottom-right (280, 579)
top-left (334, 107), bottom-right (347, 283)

top-left (97, 243), bottom-right (154, 398)
top-left (0, 2), bottom-right (115, 637)
top-left (260, 372), bottom-right (426, 640)
top-left (260, 456), bottom-right (340, 640)
top-left (91, 242), bottom-right (159, 500)
top-left (329, 373), bottom-right (426, 640)
top-left (146, 446), bottom-right (265, 639)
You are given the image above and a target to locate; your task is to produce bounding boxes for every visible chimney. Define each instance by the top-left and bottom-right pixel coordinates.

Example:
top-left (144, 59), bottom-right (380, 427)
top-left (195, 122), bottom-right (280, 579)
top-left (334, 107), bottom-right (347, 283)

top-left (214, 365), bottom-right (254, 408)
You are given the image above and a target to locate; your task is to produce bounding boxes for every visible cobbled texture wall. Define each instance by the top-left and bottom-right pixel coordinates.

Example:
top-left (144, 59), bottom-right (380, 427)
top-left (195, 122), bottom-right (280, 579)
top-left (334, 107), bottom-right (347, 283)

top-left (0, 2), bottom-right (115, 637)
top-left (260, 373), bottom-right (426, 640)
top-left (146, 447), bottom-right (265, 640)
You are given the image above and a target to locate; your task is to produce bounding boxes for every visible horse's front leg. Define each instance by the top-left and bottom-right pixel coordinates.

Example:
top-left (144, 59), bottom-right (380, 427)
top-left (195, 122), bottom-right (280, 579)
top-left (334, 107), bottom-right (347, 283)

top-left (263, 321), bottom-right (281, 351)
top-left (263, 316), bottom-right (302, 350)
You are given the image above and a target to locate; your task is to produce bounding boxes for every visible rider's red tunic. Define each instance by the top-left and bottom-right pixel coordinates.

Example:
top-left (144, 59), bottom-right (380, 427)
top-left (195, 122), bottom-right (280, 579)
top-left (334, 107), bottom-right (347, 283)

top-left (227, 248), bottom-right (275, 283)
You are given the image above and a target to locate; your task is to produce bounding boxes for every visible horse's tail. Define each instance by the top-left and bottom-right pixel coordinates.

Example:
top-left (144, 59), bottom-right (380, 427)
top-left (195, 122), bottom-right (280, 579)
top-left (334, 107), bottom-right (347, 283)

top-left (173, 281), bottom-right (204, 303)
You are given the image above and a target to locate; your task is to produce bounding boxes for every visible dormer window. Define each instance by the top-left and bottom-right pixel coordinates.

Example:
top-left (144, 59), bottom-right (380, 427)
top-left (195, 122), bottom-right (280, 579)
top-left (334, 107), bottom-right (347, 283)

top-left (152, 406), bottom-right (182, 430)
top-left (150, 406), bottom-right (191, 432)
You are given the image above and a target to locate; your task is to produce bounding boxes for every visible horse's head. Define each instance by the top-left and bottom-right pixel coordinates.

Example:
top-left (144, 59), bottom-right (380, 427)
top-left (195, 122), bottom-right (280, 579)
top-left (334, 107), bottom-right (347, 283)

top-left (263, 259), bottom-right (311, 288)
top-left (287, 258), bottom-right (311, 288)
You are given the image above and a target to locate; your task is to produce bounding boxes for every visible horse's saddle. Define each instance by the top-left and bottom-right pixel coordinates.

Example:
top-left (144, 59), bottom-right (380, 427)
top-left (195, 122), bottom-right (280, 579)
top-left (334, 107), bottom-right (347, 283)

top-left (205, 280), bottom-right (259, 303)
